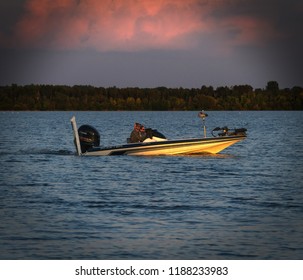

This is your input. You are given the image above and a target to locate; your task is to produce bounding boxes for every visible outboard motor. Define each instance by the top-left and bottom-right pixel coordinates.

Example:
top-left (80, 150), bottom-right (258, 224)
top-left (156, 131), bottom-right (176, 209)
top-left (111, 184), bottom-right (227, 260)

top-left (78, 125), bottom-right (100, 153)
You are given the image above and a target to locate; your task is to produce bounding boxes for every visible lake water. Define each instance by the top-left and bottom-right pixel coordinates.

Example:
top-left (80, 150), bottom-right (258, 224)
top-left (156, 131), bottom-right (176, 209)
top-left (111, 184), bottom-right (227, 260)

top-left (0, 111), bottom-right (302, 259)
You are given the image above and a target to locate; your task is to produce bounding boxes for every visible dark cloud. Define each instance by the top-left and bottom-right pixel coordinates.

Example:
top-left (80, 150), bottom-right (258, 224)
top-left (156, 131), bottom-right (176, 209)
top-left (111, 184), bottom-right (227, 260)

top-left (0, 0), bottom-right (24, 35)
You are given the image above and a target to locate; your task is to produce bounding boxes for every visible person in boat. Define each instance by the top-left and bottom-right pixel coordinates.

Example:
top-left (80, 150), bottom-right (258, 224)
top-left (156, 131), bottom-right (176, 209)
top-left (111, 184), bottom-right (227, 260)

top-left (129, 123), bottom-right (147, 143)
top-left (139, 125), bottom-right (147, 141)
top-left (129, 122), bottom-right (140, 143)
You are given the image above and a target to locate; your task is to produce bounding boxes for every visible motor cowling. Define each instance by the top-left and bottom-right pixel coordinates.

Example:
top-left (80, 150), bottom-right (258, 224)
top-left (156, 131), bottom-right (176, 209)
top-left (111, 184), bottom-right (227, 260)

top-left (78, 125), bottom-right (100, 153)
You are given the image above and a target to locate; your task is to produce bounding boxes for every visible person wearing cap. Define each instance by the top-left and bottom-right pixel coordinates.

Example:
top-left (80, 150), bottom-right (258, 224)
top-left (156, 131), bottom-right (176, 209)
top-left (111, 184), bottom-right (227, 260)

top-left (139, 125), bottom-right (147, 141)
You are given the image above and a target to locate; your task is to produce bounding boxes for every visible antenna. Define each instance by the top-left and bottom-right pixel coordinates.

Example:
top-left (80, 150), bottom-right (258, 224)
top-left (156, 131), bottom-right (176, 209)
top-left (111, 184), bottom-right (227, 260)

top-left (198, 110), bottom-right (208, 138)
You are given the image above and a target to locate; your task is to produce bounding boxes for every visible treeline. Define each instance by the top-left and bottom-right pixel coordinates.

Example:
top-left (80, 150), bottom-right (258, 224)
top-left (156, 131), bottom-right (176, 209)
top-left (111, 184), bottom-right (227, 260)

top-left (0, 81), bottom-right (302, 110)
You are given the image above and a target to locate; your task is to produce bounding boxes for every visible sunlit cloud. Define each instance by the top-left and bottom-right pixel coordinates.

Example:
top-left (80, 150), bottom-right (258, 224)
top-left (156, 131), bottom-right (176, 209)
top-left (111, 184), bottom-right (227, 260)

top-left (5, 0), bottom-right (280, 52)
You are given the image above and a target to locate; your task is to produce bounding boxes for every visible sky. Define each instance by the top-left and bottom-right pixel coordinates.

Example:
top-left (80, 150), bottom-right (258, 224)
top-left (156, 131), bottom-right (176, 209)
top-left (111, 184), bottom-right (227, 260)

top-left (0, 0), bottom-right (302, 89)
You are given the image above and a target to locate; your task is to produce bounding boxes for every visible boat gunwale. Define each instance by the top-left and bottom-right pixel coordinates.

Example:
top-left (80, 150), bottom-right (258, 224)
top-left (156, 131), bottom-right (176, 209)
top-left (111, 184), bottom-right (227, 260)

top-left (84, 134), bottom-right (246, 155)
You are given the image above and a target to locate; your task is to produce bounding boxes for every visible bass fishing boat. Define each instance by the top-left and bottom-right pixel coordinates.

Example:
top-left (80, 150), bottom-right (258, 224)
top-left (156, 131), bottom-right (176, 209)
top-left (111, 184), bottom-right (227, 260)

top-left (70, 112), bottom-right (247, 156)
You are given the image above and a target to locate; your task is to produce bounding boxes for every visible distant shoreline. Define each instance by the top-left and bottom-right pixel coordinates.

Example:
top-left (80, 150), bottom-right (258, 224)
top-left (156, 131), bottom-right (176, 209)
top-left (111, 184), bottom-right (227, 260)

top-left (1, 82), bottom-right (302, 111)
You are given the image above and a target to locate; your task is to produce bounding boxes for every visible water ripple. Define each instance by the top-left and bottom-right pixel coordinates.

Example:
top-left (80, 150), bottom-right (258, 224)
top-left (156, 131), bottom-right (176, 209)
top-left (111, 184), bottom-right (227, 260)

top-left (0, 111), bottom-right (302, 259)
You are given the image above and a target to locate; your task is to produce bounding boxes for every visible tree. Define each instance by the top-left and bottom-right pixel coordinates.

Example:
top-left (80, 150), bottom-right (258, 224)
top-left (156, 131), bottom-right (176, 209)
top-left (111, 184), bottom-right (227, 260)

top-left (266, 81), bottom-right (279, 92)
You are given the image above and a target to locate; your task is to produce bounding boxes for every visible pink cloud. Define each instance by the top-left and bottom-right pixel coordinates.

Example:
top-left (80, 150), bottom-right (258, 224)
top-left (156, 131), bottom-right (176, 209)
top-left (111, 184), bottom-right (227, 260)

top-left (7, 0), bottom-right (279, 51)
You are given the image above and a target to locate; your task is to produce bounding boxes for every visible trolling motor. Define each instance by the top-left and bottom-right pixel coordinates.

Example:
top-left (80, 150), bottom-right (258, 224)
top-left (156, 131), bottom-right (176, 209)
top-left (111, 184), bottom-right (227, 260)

top-left (211, 126), bottom-right (247, 137)
top-left (198, 110), bottom-right (208, 138)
